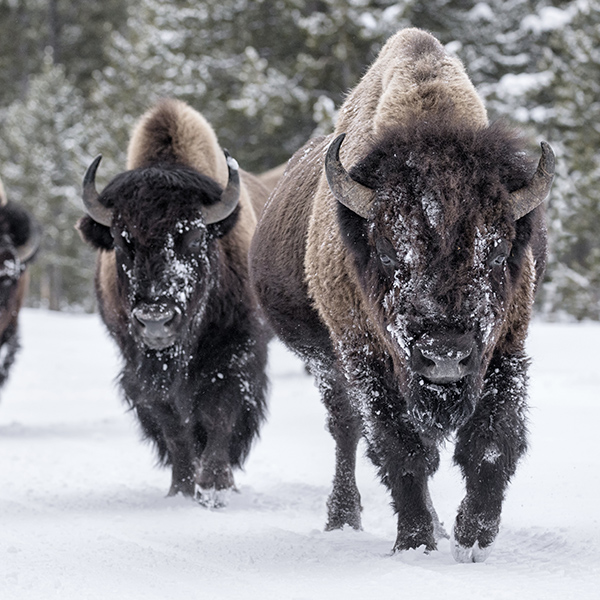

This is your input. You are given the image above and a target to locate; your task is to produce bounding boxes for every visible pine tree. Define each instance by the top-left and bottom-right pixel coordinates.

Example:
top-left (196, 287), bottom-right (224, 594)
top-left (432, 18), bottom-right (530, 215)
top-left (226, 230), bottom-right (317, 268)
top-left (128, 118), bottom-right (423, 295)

top-left (531, 0), bottom-right (600, 319)
top-left (92, 0), bottom-right (411, 172)
top-left (0, 54), bottom-right (95, 310)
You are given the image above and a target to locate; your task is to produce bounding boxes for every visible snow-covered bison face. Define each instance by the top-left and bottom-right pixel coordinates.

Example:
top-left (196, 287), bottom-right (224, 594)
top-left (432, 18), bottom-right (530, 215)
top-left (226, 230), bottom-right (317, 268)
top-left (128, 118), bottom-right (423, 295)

top-left (79, 164), bottom-right (240, 353)
top-left (329, 122), bottom-right (552, 433)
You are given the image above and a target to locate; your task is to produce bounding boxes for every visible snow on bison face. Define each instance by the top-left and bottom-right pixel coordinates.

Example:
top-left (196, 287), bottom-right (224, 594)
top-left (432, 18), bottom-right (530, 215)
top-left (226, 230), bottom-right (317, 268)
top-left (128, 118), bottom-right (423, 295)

top-left (80, 158), bottom-right (241, 355)
top-left (112, 212), bottom-right (214, 352)
top-left (327, 122), bottom-right (553, 434)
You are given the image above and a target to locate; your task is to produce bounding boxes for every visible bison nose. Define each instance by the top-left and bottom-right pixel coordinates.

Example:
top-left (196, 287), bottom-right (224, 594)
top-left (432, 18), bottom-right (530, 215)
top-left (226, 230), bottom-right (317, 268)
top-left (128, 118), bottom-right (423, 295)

top-left (411, 332), bottom-right (477, 384)
top-left (132, 303), bottom-right (181, 349)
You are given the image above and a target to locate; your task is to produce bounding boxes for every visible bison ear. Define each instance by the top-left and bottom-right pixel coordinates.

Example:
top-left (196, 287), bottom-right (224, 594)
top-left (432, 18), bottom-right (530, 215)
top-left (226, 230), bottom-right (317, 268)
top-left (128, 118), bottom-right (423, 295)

top-left (77, 215), bottom-right (114, 250)
top-left (2, 201), bottom-right (41, 262)
top-left (510, 142), bottom-right (555, 220)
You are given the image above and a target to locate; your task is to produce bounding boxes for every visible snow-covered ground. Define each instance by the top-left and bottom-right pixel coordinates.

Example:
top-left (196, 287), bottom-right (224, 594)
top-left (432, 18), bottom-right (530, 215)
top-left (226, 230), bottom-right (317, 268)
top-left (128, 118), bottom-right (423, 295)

top-left (1, 308), bottom-right (598, 599)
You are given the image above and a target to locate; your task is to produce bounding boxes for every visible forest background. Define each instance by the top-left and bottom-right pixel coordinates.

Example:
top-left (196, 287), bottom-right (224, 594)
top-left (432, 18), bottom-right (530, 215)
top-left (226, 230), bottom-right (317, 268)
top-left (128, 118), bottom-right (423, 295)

top-left (0, 0), bottom-right (598, 320)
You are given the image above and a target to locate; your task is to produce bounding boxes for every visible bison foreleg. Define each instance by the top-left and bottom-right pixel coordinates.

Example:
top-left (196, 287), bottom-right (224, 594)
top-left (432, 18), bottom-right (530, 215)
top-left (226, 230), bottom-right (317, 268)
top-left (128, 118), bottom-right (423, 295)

top-left (452, 353), bottom-right (529, 562)
top-left (193, 435), bottom-right (236, 509)
top-left (391, 472), bottom-right (438, 553)
top-left (193, 397), bottom-right (240, 508)
top-left (363, 406), bottom-right (441, 552)
top-left (133, 402), bottom-right (196, 497)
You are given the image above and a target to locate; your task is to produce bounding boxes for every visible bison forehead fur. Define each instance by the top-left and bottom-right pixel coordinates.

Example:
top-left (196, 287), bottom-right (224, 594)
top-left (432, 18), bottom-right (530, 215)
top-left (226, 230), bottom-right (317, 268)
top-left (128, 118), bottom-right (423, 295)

top-left (104, 164), bottom-right (232, 241)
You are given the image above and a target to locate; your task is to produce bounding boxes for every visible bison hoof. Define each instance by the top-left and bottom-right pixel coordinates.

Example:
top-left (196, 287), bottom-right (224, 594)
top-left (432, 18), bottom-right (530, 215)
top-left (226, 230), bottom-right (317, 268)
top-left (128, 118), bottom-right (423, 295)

top-left (451, 502), bottom-right (500, 562)
top-left (325, 487), bottom-right (362, 531)
top-left (195, 485), bottom-right (233, 509)
top-left (393, 533), bottom-right (437, 554)
top-left (167, 477), bottom-right (195, 498)
top-left (450, 534), bottom-right (494, 563)
top-left (393, 508), bottom-right (438, 553)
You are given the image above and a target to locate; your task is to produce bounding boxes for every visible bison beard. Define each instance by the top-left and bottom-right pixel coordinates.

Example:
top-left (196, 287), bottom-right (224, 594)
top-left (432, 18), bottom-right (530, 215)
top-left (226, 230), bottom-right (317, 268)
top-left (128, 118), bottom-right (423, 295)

top-left (250, 28), bottom-right (552, 563)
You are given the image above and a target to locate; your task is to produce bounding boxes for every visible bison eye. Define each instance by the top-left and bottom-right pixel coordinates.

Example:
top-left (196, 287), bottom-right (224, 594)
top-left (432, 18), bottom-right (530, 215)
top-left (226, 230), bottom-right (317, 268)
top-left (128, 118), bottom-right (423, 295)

top-left (183, 231), bottom-right (205, 253)
top-left (376, 238), bottom-right (397, 269)
top-left (380, 253), bottom-right (394, 267)
top-left (488, 240), bottom-right (511, 269)
top-left (113, 234), bottom-right (133, 262)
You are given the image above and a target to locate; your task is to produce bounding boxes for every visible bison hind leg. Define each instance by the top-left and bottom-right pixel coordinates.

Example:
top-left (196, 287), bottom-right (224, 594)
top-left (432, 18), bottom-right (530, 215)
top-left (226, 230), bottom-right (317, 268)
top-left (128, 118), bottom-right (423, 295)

top-left (315, 363), bottom-right (363, 532)
top-left (426, 485), bottom-right (449, 543)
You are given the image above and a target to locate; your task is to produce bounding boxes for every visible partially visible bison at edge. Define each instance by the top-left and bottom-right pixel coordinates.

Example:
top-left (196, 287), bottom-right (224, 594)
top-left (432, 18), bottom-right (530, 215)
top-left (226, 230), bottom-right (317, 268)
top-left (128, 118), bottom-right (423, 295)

top-left (250, 28), bottom-right (554, 562)
top-left (0, 175), bottom-right (40, 393)
top-left (77, 99), bottom-right (270, 507)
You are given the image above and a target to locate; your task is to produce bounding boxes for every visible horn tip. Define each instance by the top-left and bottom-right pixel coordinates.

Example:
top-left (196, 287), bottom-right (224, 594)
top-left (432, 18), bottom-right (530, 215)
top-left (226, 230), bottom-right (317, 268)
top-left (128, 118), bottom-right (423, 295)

top-left (539, 141), bottom-right (555, 175)
top-left (330, 133), bottom-right (347, 155)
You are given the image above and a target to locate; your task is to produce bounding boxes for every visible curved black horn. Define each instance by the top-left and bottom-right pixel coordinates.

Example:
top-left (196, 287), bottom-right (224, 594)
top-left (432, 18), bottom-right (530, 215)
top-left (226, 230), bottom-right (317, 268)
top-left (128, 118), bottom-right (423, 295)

top-left (201, 150), bottom-right (241, 225)
top-left (82, 155), bottom-right (113, 227)
top-left (16, 219), bottom-right (41, 263)
top-left (325, 133), bottom-right (375, 220)
top-left (510, 141), bottom-right (555, 220)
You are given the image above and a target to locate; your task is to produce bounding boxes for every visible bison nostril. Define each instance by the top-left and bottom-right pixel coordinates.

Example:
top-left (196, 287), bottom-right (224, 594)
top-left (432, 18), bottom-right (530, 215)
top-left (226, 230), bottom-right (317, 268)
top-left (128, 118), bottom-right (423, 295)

top-left (133, 305), bottom-right (178, 333)
top-left (412, 333), bottom-right (477, 384)
top-left (459, 350), bottom-right (473, 367)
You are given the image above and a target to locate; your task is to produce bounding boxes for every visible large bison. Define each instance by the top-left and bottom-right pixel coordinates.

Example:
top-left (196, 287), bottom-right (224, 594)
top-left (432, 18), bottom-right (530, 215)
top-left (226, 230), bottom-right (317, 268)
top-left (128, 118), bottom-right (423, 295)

top-left (0, 176), bottom-right (39, 392)
top-left (250, 28), bottom-right (554, 561)
top-left (78, 99), bottom-right (270, 507)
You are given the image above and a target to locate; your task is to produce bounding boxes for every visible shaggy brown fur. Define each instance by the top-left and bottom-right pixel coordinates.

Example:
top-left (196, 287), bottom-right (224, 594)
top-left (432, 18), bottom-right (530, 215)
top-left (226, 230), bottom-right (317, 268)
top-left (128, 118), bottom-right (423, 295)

top-left (250, 28), bottom-right (551, 562)
top-left (79, 99), bottom-right (270, 506)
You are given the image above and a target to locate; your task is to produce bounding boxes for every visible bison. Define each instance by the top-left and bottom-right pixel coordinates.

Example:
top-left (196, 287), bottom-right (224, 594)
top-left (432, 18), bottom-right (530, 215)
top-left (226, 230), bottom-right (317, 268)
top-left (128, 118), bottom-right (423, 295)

top-left (250, 28), bottom-right (554, 561)
top-left (78, 99), bottom-right (270, 507)
top-left (0, 176), bottom-right (39, 392)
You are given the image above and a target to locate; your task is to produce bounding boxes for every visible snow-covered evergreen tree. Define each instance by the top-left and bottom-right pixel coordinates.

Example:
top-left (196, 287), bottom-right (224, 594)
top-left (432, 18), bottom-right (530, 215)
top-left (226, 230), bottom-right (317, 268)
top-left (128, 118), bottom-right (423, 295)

top-left (1, 0), bottom-right (598, 318)
top-left (0, 54), bottom-right (95, 310)
top-left (530, 0), bottom-right (600, 319)
top-left (91, 0), bottom-right (411, 171)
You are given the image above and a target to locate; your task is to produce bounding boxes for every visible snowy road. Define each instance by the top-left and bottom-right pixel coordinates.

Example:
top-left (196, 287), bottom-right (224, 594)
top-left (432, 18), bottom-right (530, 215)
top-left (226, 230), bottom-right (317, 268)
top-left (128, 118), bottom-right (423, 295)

top-left (1, 309), bottom-right (598, 599)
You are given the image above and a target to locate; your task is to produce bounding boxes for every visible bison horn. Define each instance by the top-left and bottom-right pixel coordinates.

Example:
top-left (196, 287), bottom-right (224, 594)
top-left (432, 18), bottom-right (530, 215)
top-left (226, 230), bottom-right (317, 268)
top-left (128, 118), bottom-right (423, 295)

top-left (510, 141), bottom-right (555, 221)
top-left (17, 219), bottom-right (41, 263)
top-left (0, 177), bottom-right (6, 207)
top-left (325, 133), bottom-right (375, 220)
top-left (82, 155), bottom-right (113, 227)
top-left (201, 150), bottom-right (241, 225)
